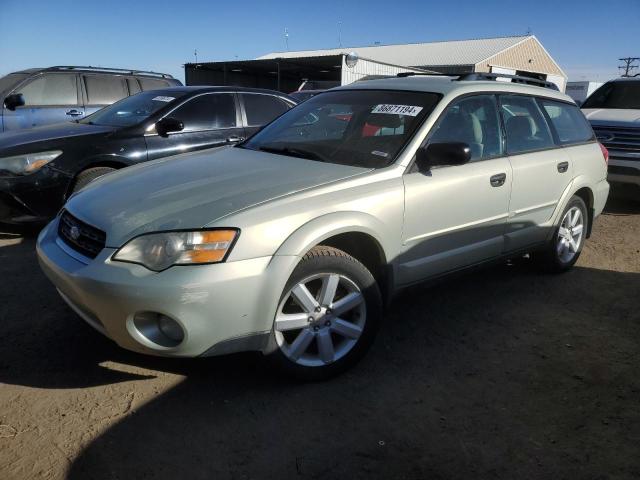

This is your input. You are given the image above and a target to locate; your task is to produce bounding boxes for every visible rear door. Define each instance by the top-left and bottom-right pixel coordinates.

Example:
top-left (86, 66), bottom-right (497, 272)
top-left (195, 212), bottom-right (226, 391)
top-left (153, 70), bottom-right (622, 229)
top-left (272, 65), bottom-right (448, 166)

top-left (82, 74), bottom-right (129, 117)
top-left (500, 94), bottom-right (573, 250)
top-left (239, 93), bottom-right (293, 138)
top-left (145, 92), bottom-right (244, 161)
top-left (2, 73), bottom-right (82, 130)
top-left (399, 94), bottom-right (512, 284)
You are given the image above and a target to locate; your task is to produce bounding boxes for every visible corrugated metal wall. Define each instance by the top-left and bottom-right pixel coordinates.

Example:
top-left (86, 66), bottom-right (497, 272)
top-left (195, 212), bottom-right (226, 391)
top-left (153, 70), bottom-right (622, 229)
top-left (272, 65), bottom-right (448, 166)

top-left (341, 57), bottom-right (423, 85)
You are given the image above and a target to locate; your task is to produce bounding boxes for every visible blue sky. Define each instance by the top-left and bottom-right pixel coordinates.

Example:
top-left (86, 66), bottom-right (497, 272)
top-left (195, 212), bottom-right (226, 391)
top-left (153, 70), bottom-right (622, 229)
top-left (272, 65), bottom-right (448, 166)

top-left (1, 0), bottom-right (638, 83)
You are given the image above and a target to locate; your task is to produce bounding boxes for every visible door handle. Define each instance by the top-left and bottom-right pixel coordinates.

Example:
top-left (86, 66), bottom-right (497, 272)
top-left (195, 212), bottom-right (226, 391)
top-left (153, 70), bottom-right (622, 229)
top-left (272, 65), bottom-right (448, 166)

top-left (65, 109), bottom-right (83, 116)
top-left (490, 173), bottom-right (507, 187)
top-left (557, 161), bottom-right (569, 173)
top-left (226, 135), bottom-right (245, 143)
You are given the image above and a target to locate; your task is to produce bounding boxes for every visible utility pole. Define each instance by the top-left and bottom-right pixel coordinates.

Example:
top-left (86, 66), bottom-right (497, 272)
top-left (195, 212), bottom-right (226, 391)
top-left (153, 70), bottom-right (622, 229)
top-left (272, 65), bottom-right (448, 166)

top-left (194, 49), bottom-right (198, 63)
top-left (618, 57), bottom-right (639, 77)
top-left (284, 28), bottom-right (289, 51)
top-left (338, 21), bottom-right (342, 48)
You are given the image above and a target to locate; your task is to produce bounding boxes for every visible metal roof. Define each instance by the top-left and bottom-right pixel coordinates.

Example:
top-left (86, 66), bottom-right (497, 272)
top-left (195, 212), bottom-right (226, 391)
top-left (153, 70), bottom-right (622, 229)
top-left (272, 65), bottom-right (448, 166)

top-left (258, 35), bottom-right (531, 68)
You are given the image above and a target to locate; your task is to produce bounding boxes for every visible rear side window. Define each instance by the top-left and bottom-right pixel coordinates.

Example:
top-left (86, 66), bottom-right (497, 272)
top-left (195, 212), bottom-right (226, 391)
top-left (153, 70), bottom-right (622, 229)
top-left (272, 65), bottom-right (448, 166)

top-left (428, 94), bottom-right (503, 161)
top-left (84, 75), bottom-right (128, 105)
top-left (500, 95), bottom-right (554, 155)
top-left (241, 94), bottom-right (289, 126)
top-left (139, 78), bottom-right (170, 91)
top-left (171, 93), bottom-right (236, 131)
top-left (18, 74), bottom-right (78, 106)
top-left (538, 99), bottom-right (594, 145)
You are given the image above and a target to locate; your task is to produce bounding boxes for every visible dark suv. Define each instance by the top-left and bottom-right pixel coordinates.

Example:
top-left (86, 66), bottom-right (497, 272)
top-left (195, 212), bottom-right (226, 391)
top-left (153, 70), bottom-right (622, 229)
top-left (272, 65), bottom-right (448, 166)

top-left (0, 66), bottom-right (182, 132)
top-left (0, 86), bottom-right (296, 223)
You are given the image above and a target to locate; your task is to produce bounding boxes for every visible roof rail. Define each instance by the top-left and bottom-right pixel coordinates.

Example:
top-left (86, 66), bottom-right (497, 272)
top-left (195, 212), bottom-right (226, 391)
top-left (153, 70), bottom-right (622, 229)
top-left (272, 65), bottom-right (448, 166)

top-left (457, 72), bottom-right (559, 90)
top-left (396, 72), bottom-right (453, 78)
top-left (45, 66), bottom-right (174, 79)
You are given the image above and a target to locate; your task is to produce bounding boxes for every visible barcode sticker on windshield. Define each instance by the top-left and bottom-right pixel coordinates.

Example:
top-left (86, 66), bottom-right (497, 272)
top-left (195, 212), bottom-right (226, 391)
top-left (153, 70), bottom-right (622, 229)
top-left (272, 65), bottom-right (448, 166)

top-left (152, 96), bottom-right (175, 102)
top-left (371, 104), bottom-right (423, 116)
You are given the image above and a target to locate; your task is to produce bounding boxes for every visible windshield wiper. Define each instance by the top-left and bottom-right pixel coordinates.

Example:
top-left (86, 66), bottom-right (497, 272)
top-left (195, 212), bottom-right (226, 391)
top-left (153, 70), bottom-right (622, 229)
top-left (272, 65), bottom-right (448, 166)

top-left (258, 145), bottom-right (326, 162)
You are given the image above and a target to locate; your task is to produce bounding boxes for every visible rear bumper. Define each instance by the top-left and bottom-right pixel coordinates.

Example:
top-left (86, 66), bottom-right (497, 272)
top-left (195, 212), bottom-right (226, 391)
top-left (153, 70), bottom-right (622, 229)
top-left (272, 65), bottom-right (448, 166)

top-left (0, 167), bottom-right (70, 223)
top-left (36, 218), bottom-right (298, 357)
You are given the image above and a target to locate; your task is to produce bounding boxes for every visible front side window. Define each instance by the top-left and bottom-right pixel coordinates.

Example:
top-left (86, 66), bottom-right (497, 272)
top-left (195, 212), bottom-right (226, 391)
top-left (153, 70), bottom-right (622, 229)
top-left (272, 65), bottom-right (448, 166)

top-left (18, 74), bottom-right (78, 106)
top-left (171, 93), bottom-right (236, 131)
top-left (581, 81), bottom-right (640, 109)
top-left (539, 99), bottom-right (594, 145)
top-left (242, 90), bottom-right (440, 168)
top-left (427, 95), bottom-right (503, 161)
top-left (242, 94), bottom-right (290, 126)
top-left (500, 95), bottom-right (555, 155)
top-left (80, 91), bottom-right (187, 127)
top-left (84, 75), bottom-right (128, 105)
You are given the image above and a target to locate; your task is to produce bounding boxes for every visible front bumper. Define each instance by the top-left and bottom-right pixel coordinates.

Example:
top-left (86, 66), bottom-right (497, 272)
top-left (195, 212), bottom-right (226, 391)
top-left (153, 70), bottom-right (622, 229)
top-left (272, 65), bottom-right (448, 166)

top-left (0, 166), bottom-right (70, 223)
top-left (36, 218), bottom-right (298, 357)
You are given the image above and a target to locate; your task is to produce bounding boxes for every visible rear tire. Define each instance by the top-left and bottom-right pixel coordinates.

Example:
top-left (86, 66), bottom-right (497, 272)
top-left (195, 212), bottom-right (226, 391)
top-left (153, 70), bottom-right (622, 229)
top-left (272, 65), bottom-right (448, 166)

top-left (533, 195), bottom-right (588, 272)
top-left (71, 167), bottom-right (116, 193)
top-left (268, 246), bottom-right (382, 381)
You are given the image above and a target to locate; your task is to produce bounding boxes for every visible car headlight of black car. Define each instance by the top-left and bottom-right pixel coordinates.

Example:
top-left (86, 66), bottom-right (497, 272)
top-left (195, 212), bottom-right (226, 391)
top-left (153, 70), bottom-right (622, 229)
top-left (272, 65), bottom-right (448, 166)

top-left (0, 150), bottom-right (62, 175)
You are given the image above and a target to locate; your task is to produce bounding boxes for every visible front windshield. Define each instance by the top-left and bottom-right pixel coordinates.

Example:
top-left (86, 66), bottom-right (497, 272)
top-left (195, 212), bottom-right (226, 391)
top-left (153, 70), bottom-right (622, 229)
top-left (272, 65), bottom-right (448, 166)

top-left (242, 90), bottom-right (441, 168)
top-left (80, 91), bottom-right (187, 127)
top-left (582, 81), bottom-right (640, 109)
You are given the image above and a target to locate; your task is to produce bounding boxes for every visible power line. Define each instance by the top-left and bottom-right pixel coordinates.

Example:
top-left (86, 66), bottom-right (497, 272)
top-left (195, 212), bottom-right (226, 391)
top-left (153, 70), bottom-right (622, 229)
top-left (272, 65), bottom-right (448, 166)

top-left (618, 57), bottom-right (639, 77)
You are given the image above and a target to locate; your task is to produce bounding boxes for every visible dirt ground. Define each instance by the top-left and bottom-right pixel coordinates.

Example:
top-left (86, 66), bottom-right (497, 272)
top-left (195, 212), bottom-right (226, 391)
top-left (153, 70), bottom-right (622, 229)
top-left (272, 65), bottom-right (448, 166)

top-left (1, 189), bottom-right (639, 480)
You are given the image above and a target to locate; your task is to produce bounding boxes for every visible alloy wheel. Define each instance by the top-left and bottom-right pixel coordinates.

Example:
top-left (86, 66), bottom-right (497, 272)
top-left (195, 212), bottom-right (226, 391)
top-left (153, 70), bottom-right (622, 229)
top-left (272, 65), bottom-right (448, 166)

top-left (557, 206), bottom-right (584, 263)
top-left (274, 273), bottom-right (366, 367)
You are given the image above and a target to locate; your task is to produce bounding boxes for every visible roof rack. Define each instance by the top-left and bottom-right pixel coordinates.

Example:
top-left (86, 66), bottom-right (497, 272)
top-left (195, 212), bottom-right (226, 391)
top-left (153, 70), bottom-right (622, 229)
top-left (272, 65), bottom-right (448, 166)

top-left (396, 71), bottom-right (559, 90)
top-left (457, 72), bottom-right (559, 90)
top-left (44, 66), bottom-right (174, 79)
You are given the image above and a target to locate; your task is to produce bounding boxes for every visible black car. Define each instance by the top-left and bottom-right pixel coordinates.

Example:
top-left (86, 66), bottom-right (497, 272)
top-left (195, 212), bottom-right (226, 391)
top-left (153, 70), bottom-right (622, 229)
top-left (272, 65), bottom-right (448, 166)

top-left (0, 86), bottom-right (296, 223)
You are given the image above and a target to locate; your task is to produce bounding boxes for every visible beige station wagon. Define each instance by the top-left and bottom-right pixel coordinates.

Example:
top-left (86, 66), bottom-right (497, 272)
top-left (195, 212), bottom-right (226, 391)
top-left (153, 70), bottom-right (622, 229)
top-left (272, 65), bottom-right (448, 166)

top-left (37, 74), bottom-right (610, 380)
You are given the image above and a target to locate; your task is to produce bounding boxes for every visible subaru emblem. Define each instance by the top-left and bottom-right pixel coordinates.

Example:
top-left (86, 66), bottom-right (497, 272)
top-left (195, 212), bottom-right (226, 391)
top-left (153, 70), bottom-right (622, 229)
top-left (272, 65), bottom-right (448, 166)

top-left (70, 226), bottom-right (81, 240)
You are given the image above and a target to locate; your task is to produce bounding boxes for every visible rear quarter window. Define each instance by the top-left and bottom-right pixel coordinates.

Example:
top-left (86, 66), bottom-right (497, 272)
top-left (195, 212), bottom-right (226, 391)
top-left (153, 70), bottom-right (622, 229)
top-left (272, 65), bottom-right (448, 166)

top-left (538, 98), bottom-right (594, 145)
top-left (84, 75), bottom-right (128, 105)
top-left (139, 78), bottom-right (171, 91)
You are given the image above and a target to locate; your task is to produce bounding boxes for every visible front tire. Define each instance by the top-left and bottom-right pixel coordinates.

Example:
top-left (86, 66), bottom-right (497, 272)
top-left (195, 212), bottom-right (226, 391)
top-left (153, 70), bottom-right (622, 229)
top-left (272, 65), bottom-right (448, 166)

top-left (269, 246), bottom-right (382, 381)
top-left (534, 195), bottom-right (588, 272)
top-left (71, 167), bottom-right (116, 193)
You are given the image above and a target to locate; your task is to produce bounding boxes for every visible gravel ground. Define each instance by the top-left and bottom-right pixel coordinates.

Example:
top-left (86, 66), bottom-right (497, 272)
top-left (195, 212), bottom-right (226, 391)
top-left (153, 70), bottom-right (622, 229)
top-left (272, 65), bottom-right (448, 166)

top-left (0, 190), bottom-right (639, 480)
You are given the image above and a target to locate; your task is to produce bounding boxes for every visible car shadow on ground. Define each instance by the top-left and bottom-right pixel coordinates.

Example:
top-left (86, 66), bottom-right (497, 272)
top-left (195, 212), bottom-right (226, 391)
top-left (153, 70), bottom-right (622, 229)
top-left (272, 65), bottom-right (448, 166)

top-left (1, 226), bottom-right (638, 479)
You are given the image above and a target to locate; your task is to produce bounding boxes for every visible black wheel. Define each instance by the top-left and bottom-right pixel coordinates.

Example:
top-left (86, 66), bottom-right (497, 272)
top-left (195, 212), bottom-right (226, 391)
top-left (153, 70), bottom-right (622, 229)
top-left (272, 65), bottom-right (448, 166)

top-left (268, 246), bottom-right (382, 381)
top-left (71, 167), bottom-right (116, 193)
top-left (534, 195), bottom-right (588, 272)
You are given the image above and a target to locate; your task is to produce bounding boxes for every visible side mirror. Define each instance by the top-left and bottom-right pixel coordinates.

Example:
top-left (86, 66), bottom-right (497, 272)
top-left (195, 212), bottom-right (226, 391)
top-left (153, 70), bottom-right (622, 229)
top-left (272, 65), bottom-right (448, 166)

top-left (155, 117), bottom-right (184, 137)
top-left (415, 142), bottom-right (471, 172)
top-left (4, 93), bottom-right (25, 111)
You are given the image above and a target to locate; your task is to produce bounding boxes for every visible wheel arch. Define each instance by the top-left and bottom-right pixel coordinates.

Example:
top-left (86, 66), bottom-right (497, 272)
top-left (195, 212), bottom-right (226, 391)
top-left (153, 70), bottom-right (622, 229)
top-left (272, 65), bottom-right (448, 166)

top-left (65, 156), bottom-right (131, 198)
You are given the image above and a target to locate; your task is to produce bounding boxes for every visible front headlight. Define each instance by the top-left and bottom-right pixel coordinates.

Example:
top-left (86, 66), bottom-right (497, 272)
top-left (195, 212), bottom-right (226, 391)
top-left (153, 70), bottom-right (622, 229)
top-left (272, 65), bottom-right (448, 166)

top-left (0, 150), bottom-right (62, 175)
top-left (113, 229), bottom-right (239, 271)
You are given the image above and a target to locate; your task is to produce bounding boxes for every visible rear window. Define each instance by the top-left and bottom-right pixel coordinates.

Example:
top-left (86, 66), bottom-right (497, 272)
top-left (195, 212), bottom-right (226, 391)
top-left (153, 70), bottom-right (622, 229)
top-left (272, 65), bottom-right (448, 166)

top-left (241, 94), bottom-right (290, 126)
top-left (500, 95), bottom-right (555, 155)
top-left (139, 78), bottom-right (171, 91)
top-left (582, 81), bottom-right (640, 109)
top-left (84, 75), bottom-right (128, 105)
top-left (539, 99), bottom-right (594, 145)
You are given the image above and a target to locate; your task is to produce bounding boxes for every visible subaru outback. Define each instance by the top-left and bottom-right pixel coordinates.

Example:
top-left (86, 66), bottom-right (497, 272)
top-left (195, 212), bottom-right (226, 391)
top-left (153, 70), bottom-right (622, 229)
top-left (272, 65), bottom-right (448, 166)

top-left (37, 74), bottom-right (609, 380)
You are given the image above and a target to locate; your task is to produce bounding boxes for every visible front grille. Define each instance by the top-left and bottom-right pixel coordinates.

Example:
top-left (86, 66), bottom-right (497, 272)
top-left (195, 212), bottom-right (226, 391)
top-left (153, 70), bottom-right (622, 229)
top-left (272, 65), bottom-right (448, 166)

top-left (58, 210), bottom-right (106, 259)
top-left (593, 126), bottom-right (640, 157)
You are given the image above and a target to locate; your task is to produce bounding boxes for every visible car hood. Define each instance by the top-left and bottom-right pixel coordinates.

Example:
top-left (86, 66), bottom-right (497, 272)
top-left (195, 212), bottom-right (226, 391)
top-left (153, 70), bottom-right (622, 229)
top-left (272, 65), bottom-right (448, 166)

top-left (582, 108), bottom-right (640, 127)
top-left (0, 122), bottom-right (116, 154)
top-left (65, 147), bottom-right (371, 247)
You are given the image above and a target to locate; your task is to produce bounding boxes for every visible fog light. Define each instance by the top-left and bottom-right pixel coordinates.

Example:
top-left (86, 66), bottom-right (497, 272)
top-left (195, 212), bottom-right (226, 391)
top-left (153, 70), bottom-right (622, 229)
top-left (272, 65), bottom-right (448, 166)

top-left (133, 312), bottom-right (184, 347)
top-left (158, 315), bottom-right (184, 342)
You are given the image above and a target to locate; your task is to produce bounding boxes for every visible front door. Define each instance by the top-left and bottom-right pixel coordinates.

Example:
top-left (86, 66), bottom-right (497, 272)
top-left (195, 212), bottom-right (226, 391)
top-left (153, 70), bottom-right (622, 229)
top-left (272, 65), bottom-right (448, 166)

top-left (2, 73), bottom-right (82, 131)
top-left (145, 92), bottom-right (245, 161)
top-left (398, 94), bottom-right (512, 285)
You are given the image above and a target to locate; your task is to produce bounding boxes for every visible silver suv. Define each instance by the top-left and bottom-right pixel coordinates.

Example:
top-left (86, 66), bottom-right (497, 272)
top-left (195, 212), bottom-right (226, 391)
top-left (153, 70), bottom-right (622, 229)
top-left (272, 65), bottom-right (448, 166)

top-left (37, 75), bottom-right (609, 380)
top-left (581, 77), bottom-right (640, 191)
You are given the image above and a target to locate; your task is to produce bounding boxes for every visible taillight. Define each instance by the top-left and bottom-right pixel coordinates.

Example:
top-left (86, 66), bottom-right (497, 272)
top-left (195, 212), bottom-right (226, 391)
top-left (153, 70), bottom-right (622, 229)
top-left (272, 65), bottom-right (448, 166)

top-left (599, 142), bottom-right (609, 165)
